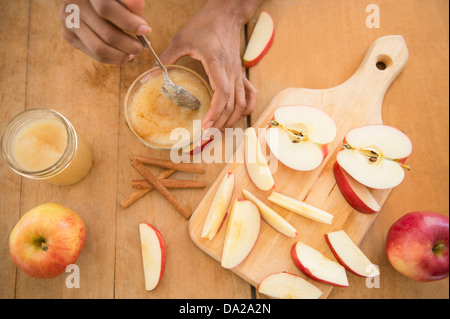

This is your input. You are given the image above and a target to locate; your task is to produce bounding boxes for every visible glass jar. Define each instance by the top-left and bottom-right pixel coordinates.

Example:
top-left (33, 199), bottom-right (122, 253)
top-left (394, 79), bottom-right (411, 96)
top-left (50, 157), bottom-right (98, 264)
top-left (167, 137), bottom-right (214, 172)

top-left (1, 108), bottom-right (93, 186)
top-left (124, 65), bottom-right (212, 150)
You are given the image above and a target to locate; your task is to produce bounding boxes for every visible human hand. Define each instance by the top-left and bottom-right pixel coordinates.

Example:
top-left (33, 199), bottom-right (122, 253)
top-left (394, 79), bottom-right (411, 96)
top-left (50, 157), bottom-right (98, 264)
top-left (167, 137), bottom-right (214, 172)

top-left (158, 0), bottom-right (260, 132)
top-left (60, 0), bottom-right (150, 65)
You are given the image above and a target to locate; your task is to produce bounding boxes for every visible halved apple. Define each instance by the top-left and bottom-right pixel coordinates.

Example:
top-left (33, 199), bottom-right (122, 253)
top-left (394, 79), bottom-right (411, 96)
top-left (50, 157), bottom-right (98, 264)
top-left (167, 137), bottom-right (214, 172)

top-left (337, 125), bottom-right (412, 189)
top-left (265, 105), bottom-right (336, 171)
top-left (333, 162), bottom-right (381, 214)
top-left (242, 189), bottom-right (297, 237)
top-left (258, 272), bottom-right (323, 299)
top-left (244, 127), bottom-right (275, 191)
top-left (268, 191), bottom-right (334, 224)
top-left (221, 198), bottom-right (261, 269)
top-left (243, 11), bottom-right (274, 68)
top-left (325, 230), bottom-right (380, 278)
top-left (201, 172), bottom-right (235, 240)
top-left (291, 241), bottom-right (349, 287)
top-left (139, 223), bottom-right (166, 291)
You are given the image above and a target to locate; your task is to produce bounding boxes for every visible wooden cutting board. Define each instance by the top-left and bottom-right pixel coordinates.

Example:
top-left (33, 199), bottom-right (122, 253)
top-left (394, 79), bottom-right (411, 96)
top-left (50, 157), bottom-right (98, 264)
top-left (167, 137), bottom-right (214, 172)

top-left (188, 35), bottom-right (409, 298)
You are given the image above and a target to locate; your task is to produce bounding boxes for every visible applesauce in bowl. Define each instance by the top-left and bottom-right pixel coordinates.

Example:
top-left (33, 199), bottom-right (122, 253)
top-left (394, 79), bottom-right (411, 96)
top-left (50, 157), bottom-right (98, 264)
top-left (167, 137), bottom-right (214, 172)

top-left (124, 65), bottom-right (212, 150)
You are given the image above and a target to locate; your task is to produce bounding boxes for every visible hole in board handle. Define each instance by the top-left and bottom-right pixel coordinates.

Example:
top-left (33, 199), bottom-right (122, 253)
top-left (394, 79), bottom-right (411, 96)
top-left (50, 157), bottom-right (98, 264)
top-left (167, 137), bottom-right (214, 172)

top-left (375, 54), bottom-right (393, 71)
top-left (376, 62), bottom-right (387, 70)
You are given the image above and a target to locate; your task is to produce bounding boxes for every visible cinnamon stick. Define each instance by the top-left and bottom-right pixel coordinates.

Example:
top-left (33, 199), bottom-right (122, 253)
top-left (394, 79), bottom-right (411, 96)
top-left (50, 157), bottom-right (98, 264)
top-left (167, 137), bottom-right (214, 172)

top-left (120, 169), bottom-right (175, 209)
top-left (131, 159), bottom-right (191, 219)
top-left (132, 179), bottom-right (206, 189)
top-left (129, 154), bottom-right (205, 174)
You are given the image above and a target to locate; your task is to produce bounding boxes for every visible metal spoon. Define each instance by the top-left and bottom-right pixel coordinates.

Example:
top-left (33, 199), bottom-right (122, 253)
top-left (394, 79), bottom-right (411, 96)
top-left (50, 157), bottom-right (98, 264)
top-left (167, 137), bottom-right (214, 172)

top-left (136, 35), bottom-right (200, 110)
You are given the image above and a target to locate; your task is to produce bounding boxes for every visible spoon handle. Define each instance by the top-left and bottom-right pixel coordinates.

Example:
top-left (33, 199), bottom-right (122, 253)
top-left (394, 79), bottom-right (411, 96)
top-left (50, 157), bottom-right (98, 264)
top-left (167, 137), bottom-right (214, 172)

top-left (137, 35), bottom-right (169, 76)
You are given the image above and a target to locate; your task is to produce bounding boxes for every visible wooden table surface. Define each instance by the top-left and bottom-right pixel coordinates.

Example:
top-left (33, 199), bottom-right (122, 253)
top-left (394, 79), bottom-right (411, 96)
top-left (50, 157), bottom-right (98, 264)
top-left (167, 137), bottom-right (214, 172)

top-left (0, 0), bottom-right (448, 299)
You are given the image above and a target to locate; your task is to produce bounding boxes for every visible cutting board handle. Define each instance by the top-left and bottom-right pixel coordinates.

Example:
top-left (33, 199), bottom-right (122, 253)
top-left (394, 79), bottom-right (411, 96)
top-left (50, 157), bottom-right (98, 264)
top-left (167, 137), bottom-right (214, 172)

top-left (342, 35), bottom-right (409, 123)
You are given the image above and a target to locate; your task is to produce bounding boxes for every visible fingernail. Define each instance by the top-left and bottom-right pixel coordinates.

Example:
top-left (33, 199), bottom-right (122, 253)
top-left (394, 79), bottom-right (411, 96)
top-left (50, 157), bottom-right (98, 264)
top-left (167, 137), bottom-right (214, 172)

top-left (127, 54), bottom-right (135, 62)
top-left (136, 24), bottom-right (151, 35)
top-left (202, 121), bottom-right (214, 130)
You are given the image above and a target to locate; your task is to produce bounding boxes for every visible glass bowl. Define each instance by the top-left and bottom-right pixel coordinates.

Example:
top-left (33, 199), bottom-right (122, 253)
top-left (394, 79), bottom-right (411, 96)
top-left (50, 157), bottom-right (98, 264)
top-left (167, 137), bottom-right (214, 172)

top-left (124, 65), bottom-right (212, 150)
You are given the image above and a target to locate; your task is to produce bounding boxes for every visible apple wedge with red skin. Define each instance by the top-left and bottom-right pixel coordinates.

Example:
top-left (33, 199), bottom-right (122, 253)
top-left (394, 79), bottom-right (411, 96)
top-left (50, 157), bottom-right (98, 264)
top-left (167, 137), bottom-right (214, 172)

top-left (325, 230), bottom-right (380, 278)
top-left (386, 211), bottom-right (449, 282)
top-left (333, 162), bottom-right (381, 214)
top-left (139, 223), bottom-right (166, 291)
top-left (185, 137), bottom-right (214, 155)
top-left (265, 105), bottom-right (336, 171)
top-left (9, 203), bottom-right (86, 279)
top-left (201, 172), bottom-right (235, 240)
top-left (243, 11), bottom-right (274, 68)
top-left (291, 241), bottom-right (349, 287)
top-left (221, 198), bottom-right (261, 269)
top-left (258, 272), bottom-right (323, 299)
top-left (337, 124), bottom-right (412, 189)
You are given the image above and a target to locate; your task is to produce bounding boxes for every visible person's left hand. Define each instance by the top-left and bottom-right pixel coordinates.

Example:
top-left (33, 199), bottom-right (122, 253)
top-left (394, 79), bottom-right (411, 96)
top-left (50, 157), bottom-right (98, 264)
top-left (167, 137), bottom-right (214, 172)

top-left (157, 3), bottom-right (257, 132)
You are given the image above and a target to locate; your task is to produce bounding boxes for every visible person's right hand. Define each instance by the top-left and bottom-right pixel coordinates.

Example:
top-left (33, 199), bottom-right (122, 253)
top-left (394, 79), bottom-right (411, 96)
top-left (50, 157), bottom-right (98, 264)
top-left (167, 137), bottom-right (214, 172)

top-left (60, 0), bottom-right (150, 65)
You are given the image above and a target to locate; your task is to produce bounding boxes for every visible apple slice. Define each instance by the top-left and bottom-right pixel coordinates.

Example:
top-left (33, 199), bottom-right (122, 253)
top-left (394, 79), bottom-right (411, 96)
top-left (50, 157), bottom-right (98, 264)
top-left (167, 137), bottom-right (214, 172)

top-left (243, 11), bottom-right (274, 68)
top-left (268, 191), bottom-right (333, 224)
top-left (242, 189), bottom-right (297, 237)
top-left (265, 105), bottom-right (336, 171)
top-left (333, 162), bottom-right (381, 214)
top-left (291, 241), bottom-right (349, 287)
top-left (337, 125), bottom-right (412, 189)
top-left (185, 137), bottom-right (214, 155)
top-left (258, 272), bottom-right (323, 299)
top-left (221, 198), bottom-right (261, 269)
top-left (201, 172), bottom-right (235, 240)
top-left (244, 127), bottom-right (275, 191)
top-left (139, 223), bottom-right (166, 291)
top-left (325, 230), bottom-right (380, 278)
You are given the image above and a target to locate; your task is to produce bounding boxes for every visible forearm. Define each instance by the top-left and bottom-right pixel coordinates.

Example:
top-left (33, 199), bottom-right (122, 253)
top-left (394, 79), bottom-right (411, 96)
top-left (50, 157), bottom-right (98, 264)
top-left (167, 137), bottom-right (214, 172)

top-left (205, 0), bottom-right (264, 26)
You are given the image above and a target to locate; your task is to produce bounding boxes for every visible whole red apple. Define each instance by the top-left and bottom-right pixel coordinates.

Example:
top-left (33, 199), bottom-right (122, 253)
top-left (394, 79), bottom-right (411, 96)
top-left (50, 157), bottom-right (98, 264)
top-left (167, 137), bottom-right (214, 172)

top-left (9, 203), bottom-right (86, 279)
top-left (386, 211), bottom-right (449, 282)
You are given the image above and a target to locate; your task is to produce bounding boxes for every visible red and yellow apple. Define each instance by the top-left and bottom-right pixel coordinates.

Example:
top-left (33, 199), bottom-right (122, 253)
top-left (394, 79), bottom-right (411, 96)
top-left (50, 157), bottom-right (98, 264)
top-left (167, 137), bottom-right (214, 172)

top-left (9, 203), bottom-right (86, 279)
top-left (386, 211), bottom-right (449, 282)
top-left (265, 105), bottom-right (336, 171)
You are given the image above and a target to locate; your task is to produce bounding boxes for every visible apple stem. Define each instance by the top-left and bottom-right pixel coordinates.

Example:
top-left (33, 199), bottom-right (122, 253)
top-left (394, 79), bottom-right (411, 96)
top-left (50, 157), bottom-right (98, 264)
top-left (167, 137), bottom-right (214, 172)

top-left (41, 242), bottom-right (48, 251)
top-left (397, 162), bottom-right (411, 171)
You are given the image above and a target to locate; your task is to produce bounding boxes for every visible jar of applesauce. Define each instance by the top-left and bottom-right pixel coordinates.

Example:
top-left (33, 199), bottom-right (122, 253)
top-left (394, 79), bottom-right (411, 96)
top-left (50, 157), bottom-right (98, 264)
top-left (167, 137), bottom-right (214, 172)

top-left (1, 108), bottom-right (93, 186)
top-left (124, 65), bottom-right (212, 150)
